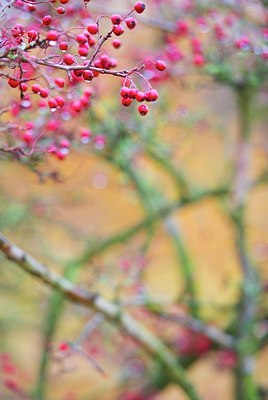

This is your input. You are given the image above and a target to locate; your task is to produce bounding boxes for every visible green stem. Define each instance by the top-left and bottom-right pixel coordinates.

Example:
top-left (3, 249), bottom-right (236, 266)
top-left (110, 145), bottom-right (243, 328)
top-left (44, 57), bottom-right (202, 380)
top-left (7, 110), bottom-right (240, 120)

top-left (232, 84), bottom-right (260, 400)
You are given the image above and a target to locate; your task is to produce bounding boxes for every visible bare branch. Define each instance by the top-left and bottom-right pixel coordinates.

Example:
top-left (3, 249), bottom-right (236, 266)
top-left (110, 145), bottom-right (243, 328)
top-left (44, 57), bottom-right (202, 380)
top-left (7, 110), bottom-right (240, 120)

top-left (0, 232), bottom-right (200, 400)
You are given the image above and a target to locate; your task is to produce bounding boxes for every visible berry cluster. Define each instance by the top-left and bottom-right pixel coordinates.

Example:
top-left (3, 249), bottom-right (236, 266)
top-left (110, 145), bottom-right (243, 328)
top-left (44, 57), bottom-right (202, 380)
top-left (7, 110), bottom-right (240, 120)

top-left (0, 1), bottom-right (166, 160)
top-left (145, 0), bottom-right (268, 85)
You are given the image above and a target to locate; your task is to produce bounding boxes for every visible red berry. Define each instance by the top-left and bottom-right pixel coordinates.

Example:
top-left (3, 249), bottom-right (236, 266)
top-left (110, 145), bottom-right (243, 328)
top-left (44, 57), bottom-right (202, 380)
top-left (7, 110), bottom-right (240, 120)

top-left (22, 130), bottom-right (34, 144)
top-left (76, 34), bottom-right (87, 44)
top-left (135, 91), bottom-right (145, 102)
top-left (48, 98), bottom-right (57, 110)
top-left (145, 89), bottom-right (158, 102)
top-left (113, 25), bottom-right (124, 36)
top-left (63, 54), bottom-right (75, 65)
top-left (122, 98), bottom-right (132, 106)
top-left (71, 100), bottom-right (82, 112)
top-left (120, 86), bottom-right (130, 98)
top-left (83, 70), bottom-right (94, 82)
top-left (78, 46), bottom-right (89, 57)
top-left (126, 17), bottom-right (137, 30)
top-left (193, 54), bottom-right (205, 67)
top-left (111, 14), bottom-right (122, 25)
top-left (42, 15), bottom-right (52, 26)
top-left (138, 104), bottom-right (149, 116)
top-left (73, 69), bottom-right (83, 77)
top-left (59, 41), bottom-right (68, 51)
top-left (57, 7), bottom-right (65, 14)
top-left (27, 30), bottom-right (37, 42)
top-left (134, 2), bottom-right (145, 13)
top-left (8, 78), bottom-right (19, 88)
top-left (112, 39), bottom-right (121, 49)
top-left (87, 24), bottom-right (98, 35)
top-left (40, 88), bottom-right (49, 98)
top-left (155, 60), bottom-right (167, 71)
top-left (176, 20), bottom-right (189, 36)
top-left (55, 96), bottom-right (65, 107)
top-left (11, 24), bottom-right (24, 37)
top-left (21, 83), bottom-right (27, 92)
top-left (55, 77), bottom-right (65, 88)
top-left (47, 30), bottom-right (59, 42)
top-left (32, 84), bottom-right (41, 94)
top-left (60, 0), bottom-right (69, 3)
top-left (129, 88), bottom-right (137, 98)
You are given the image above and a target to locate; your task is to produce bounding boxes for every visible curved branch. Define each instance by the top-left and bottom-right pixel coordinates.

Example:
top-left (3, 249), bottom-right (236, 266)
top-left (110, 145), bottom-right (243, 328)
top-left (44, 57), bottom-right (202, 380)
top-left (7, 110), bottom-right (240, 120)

top-left (0, 233), bottom-right (200, 400)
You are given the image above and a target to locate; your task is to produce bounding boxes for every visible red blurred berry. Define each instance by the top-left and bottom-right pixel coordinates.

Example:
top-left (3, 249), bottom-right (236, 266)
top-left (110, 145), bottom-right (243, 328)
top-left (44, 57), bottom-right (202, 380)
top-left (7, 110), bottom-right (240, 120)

top-left (138, 104), bottom-right (149, 116)
top-left (134, 2), bottom-right (145, 13)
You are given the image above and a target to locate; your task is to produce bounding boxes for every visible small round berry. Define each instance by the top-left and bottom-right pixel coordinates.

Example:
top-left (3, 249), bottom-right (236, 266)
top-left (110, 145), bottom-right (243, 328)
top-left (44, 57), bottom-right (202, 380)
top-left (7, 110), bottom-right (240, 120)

top-left (28, 30), bottom-right (38, 42)
top-left (32, 83), bottom-right (41, 94)
top-left (126, 17), bottom-right (137, 30)
top-left (76, 34), bottom-right (87, 44)
top-left (83, 70), bottom-right (94, 82)
top-left (71, 100), bottom-right (82, 112)
top-left (134, 2), bottom-right (145, 13)
top-left (120, 86), bottom-right (130, 98)
top-left (122, 98), bottom-right (132, 106)
top-left (145, 89), bottom-right (158, 101)
top-left (129, 88), bottom-right (137, 98)
top-left (8, 78), bottom-right (19, 88)
top-left (138, 104), bottom-right (149, 116)
top-left (55, 77), bottom-right (65, 88)
top-left (48, 98), bottom-right (57, 110)
top-left (63, 54), bottom-right (75, 65)
top-left (60, 0), bottom-right (69, 3)
top-left (155, 60), bottom-right (167, 71)
top-left (78, 46), bottom-right (89, 57)
top-left (56, 7), bottom-right (65, 14)
top-left (42, 15), bottom-right (52, 26)
top-left (59, 41), bottom-right (68, 51)
top-left (22, 131), bottom-right (34, 144)
top-left (73, 69), bottom-right (83, 77)
top-left (112, 39), bottom-right (121, 49)
top-left (40, 88), bottom-right (49, 98)
top-left (55, 96), bottom-right (65, 107)
top-left (87, 24), bottom-right (98, 35)
top-left (113, 25), bottom-right (124, 36)
top-left (193, 54), bottom-right (205, 67)
top-left (47, 30), bottom-right (59, 41)
top-left (135, 91), bottom-right (145, 102)
top-left (21, 83), bottom-right (28, 92)
top-left (111, 14), bottom-right (122, 25)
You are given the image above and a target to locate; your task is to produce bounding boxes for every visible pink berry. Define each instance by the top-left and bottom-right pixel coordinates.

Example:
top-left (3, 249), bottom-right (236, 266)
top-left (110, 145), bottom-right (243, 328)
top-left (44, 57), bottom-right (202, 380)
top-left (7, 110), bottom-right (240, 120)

top-left (48, 98), bottom-right (57, 109)
top-left (57, 7), bottom-right (65, 14)
top-left (135, 91), bottom-right (145, 102)
top-left (87, 24), bottom-right (98, 35)
top-left (126, 17), bottom-right (137, 30)
top-left (42, 15), bottom-right (52, 26)
top-left (8, 78), bottom-right (19, 88)
top-left (111, 14), bottom-right (122, 25)
top-left (32, 84), bottom-right (41, 94)
top-left (193, 54), bottom-right (205, 67)
top-left (55, 96), bottom-right (65, 107)
top-left (59, 41), bottom-right (68, 51)
top-left (122, 98), bottom-right (132, 106)
top-left (138, 104), bottom-right (149, 116)
top-left (155, 60), bottom-right (167, 71)
top-left (76, 34), bottom-right (87, 44)
top-left (113, 25), bottom-right (124, 36)
top-left (112, 39), bottom-right (121, 49)
top-left (63, 54), bottom-right (75, 65)
top-left (134, 2), bottom-right (145, 13)
top-left (47, 30), bottom-right (59, 41)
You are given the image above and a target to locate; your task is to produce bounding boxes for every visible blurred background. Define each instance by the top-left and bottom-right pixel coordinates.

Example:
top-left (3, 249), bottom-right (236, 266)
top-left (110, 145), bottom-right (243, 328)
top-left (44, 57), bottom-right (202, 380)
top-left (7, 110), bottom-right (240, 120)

top-left (0, 1), bottom-right (268, 399)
